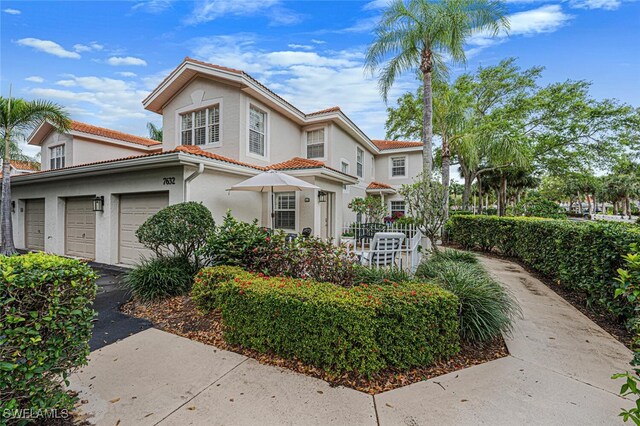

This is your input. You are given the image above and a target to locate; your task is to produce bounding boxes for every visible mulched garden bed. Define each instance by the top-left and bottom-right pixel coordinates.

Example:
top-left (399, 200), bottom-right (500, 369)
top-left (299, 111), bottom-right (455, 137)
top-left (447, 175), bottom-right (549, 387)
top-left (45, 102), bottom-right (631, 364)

top-left (444, 243), bottom-right (634, 349)
top-left (122, 295), bottom-right (508, 394)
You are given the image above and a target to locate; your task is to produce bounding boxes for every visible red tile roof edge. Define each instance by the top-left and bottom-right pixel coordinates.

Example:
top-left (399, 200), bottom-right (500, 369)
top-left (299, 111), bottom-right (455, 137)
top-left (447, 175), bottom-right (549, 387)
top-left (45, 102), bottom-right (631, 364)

top-left (268, 156), bottom-right (356, 179)
top-left (71, 121), bottom-right (162, 147)
top-left (371, 140), bottom-right (423, 150)
top-left (367, 181), bottom-right (394, 190)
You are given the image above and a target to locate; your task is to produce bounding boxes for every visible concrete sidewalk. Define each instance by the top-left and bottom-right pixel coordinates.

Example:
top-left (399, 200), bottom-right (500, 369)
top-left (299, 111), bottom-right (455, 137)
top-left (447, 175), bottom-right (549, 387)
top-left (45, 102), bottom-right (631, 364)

top-left (70, 255), bottom-right (635, 425)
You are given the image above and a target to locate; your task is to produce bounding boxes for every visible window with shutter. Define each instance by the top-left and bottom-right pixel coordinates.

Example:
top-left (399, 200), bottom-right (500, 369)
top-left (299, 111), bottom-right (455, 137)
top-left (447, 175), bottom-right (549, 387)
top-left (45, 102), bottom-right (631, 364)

top-left (306, 129), bottom-right (325, 159)
top-left (180, 104), bottom-right (221, 146)
top-left (249, 106), bottom-right (266, 156)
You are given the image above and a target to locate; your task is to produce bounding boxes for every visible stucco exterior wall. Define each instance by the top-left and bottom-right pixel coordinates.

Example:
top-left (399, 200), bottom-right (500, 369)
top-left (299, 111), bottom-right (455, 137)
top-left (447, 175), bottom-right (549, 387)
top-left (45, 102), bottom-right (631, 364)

top-left (72, 136), bottom-right (150, 165)
top-left (11, 166), bottom-right (185, 265)
top-left (374, 151), bottom-right (423, 186)
top-left (237, 92), bottom-right (303, 166)
top-left (161, 77), bottom-right (242, 159)
top-left (40, 132), bottom-right (73, 171)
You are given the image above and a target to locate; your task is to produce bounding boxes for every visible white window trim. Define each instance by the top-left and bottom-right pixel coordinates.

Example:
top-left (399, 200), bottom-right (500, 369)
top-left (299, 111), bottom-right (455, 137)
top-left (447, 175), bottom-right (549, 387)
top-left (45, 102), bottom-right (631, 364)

top-left (175, 96), bottom-right (224, 148)
top-left (356, 147), bottom-right (365, 180)
top-left (274, 191), bottom-right (297, 231)
top-left (303, 125), bottom-right (327, 161)
top-left (340, 158), bottom-right (350, 193)
top-left (389, 155), bottom-right (408, 179)
top-left (49, 144), bottom-right (65, 170)
top-left (246, 102), bottom-right (270, 161)
top-left (390, 199), bottom-right (406, 215)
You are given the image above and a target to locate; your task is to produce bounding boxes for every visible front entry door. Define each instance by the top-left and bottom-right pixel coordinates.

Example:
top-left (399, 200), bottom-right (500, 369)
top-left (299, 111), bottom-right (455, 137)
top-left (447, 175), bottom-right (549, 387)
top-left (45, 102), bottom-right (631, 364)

top-left (320, 192), bottom-right (333, 240)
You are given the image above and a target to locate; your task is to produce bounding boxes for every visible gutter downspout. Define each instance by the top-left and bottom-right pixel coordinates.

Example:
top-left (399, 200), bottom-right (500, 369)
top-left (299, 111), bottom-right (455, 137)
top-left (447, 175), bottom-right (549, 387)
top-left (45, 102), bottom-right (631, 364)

top-left (184, 162), bottom-right (205, 202)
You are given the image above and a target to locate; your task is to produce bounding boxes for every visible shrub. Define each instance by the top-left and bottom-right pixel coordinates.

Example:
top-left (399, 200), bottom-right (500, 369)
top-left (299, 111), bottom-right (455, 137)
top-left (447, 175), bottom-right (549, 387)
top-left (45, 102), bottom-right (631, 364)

top-left (202, 214), bottom-right (358, 286)
top-left (416, 257), bottom-right (520, 342)
top-left (136, 202), bottom-right (214, 269)
top-left (447, 215), bottom-right (640, 321)
top-left (125, 256), bottom-right (196, 302)
top-left (192, 266), bottom-right (460, 374)
top-left (432, 248), bottom-right (478, 264)
top-left (248, 233), bottom-right (357, 286)
top-left (0, 253), bottom-right (97, 416)
top-left (514, 193), bottom-right (566, 219)
top-left (612, 244), bottom-right (640, 423)
top-left (352, 264), bottom-right (413, 286)
top-left (200, 212), bottom-right (269, 267)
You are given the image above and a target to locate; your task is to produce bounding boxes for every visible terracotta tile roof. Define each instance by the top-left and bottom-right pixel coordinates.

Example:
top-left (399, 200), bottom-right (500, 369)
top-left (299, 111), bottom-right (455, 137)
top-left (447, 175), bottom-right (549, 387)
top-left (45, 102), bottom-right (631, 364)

top-left (307, 106), bottom-right (341, 116)
top-left (175, 145), bottom-right (265, 170)
top-left (371, 140), bottom-right (423, 151)
top-left (71, 121), bottom-right (162, 148)
top-left (367, 181), bottom-right (394, 190)
top-left (10, 160), bottom-right (40, 171)
top-left (268, 157), bottom-right (354, 179)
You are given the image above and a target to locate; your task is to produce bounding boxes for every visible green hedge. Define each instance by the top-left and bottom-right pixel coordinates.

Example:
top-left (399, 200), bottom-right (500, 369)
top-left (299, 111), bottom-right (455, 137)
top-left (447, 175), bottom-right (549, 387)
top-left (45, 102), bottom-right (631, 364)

top-left (192, 266), bottom-right (460, 375)
top-left (447, 215), bottom-right (640, 319)
top-left (0, 253), bottom-right (97, 416)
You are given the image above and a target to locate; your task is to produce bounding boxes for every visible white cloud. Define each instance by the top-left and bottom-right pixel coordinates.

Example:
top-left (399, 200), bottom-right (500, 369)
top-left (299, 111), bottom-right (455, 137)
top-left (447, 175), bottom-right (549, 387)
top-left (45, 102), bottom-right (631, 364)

top-left (570, 0), bottom-right (621, 10)
top-left (311, 39), bottom-right (326, 45)
top-left (363, 0), bottom-right (391, 10)
top-left (16, 38), bottom-right (81, 59)
top-left (3, 8), bottom-right (21, 15)
top-left (188, 34), bottom-right (414, 139)
top-left (25, 76), bottom-right (44, 83)
top-left (106, 56), bottom-right (147, 66)
top-left (116, 71), bottom-right (138, 77)
top-left (131, 0), bottom-right (174, 13)
top-left (184, 0), bottom-right (300, 26)
top-left (287, 44), bottom-right (313, 50)
top-left (73, 42), bottom-right (103, 53)
top-left (467, 5), bottom-right (572, 56)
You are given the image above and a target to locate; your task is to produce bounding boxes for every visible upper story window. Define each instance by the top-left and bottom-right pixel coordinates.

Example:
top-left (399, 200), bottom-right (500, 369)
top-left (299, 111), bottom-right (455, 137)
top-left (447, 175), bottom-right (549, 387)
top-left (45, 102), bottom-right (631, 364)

top-left (306, 128), bottom-right (325, 159)
top-left (275, 192), bottom-right (296, 229)
top-left (356, 147), bottom-right (364, 178)
top-left (50, 145), bottom-right (65, 170)
top-left (341, 160), bottom-right (350, 192)
top-left (391, 156), bottom-right (407, 177)
top-left (180, 105), bottom-right (220, 146)
top-left (249, 105), bottom-right (266, 157)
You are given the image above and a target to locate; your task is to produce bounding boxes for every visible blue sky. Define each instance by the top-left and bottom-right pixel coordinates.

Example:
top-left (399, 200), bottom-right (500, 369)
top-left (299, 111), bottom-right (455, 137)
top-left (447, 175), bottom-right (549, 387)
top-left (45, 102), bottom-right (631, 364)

top-left (1, 0), bottom-right (639, 157)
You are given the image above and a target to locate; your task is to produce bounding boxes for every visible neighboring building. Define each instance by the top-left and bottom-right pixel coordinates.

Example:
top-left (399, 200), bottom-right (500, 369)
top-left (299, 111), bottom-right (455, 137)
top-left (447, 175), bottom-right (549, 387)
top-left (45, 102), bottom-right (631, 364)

top-left (0, 159), bottom-right (41, 177)
top-left (10, 57), bottom-right (423, 266)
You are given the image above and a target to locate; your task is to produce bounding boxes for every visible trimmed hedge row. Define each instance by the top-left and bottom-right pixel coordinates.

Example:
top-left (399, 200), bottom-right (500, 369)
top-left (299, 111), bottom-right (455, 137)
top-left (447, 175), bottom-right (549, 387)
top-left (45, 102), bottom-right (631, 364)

top-left (192, 266), bottom-right (460, 375)
top-left (447, 215), bottom-right (640, 319)
top-left (1, 253), bottom-right (97, 415)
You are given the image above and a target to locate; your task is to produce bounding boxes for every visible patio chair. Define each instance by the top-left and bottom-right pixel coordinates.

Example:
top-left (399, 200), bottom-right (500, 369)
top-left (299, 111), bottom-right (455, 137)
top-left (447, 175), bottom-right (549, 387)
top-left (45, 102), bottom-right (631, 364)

top-left (357, 232), bottom-right (405, 267)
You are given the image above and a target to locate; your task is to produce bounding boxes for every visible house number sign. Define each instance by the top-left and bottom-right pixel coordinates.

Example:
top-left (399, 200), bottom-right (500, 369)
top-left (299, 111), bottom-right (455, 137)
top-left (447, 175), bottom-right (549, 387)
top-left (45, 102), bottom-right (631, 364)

top-left (162, 177), bottom-right (176, 185)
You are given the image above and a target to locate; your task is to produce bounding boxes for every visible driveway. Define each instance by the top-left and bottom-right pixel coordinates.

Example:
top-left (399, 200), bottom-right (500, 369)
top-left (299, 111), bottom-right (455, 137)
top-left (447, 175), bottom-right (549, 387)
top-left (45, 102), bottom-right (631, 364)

top-left (89, 264), bottom-right (152, 351)
top-left (71, 255), bottom-right (634, 425)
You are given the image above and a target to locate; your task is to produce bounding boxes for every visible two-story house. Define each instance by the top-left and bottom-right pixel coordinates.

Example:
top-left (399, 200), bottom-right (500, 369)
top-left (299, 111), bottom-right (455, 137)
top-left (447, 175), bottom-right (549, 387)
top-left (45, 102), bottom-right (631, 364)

top-left (10, 57), bottom-right (423, 266)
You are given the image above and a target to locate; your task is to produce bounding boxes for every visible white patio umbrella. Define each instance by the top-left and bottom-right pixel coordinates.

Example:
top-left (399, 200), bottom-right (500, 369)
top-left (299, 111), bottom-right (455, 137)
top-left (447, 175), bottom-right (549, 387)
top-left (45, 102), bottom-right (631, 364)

top-left (229, 170), bottom-right (319, 230)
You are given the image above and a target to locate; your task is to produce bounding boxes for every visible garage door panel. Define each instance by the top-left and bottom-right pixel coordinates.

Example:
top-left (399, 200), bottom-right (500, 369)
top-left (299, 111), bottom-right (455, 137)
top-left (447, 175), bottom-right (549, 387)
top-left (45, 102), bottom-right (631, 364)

top-left (119, 192), bottom-right (169, 266)
top-left (65, 197), bottom-right (96, 259)
top-left (25, 199), bottom-right (45, 251)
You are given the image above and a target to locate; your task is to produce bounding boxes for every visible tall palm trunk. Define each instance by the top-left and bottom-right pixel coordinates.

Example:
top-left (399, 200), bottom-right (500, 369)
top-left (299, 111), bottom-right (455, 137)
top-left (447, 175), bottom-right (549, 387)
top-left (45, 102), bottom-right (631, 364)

top-left (441, 136), bottom-right (450, 238)
top-left (1, 139), bottom-right (16, 255)
top-left (498, 174), bottom-right (507, 216)
top-left (462, 173), bottom-right (473, 211)
top-left (478, 175), bottom-right (483, 214)
top-left (421, 51), bottom-right (433, 179)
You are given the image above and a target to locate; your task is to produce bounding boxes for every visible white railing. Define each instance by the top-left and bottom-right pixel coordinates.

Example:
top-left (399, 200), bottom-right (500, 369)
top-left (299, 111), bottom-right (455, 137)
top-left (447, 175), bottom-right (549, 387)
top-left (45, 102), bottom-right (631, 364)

top-left (340, 223), bottom-right (423, 273)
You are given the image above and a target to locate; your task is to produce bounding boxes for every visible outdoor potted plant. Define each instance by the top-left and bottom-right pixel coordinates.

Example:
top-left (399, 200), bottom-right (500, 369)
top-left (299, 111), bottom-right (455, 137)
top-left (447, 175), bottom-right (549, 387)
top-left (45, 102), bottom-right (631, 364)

top-left (340, 231), bottom-right (356, 247)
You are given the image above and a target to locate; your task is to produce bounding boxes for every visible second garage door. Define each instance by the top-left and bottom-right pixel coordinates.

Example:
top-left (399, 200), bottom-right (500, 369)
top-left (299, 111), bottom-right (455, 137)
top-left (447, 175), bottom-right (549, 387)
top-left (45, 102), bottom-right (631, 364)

top-left (25, 199), bottom-right (45, 251)
top-left (119, 192), bottom-right (169, 266)
top-left (65, 197), bottom-right (96, 259)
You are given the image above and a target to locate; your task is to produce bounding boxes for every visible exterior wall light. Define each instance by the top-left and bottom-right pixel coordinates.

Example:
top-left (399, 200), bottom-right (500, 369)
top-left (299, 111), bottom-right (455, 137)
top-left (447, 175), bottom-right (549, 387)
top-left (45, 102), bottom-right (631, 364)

top-left (318, 191), bottom-right (327, 203)
top-left (93, 196), bottom-right (105, 212)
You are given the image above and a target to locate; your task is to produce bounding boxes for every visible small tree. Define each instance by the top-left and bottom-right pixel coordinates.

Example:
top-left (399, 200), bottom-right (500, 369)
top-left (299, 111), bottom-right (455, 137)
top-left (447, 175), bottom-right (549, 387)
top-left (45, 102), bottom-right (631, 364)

top-left (349, 196), bottom-right (389, 223)
top-left (135, 202), bottom-right (214, 269)
top-left (399, 173), bottom-right (447, 251)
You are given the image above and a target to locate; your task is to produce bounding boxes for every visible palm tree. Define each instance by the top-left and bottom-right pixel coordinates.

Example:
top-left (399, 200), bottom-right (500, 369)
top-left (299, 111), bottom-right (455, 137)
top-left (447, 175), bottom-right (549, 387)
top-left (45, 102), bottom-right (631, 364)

top-left (365, 0), bottom-right (509, 178)
top-left (0, 96), bottom-right (70, 255)
top-left (146, 122), bottom-right (163, 142)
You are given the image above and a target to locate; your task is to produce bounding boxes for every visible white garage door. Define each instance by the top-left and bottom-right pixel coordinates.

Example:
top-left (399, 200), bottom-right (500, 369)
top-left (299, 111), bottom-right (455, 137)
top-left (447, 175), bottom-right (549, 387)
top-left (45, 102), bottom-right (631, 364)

top-left (25, 199), bottom-right (45, 251)
top-left (119, 192), bottom-right (169, 266)
top-left (65, 197), bottom-right (96, 259)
